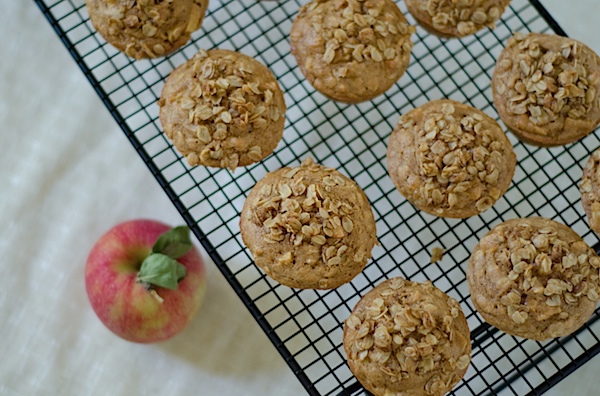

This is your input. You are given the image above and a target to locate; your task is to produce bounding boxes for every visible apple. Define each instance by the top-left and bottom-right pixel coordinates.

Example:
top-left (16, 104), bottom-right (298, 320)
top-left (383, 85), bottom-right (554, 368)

top-left (85, 219), bottom-right (206, 343)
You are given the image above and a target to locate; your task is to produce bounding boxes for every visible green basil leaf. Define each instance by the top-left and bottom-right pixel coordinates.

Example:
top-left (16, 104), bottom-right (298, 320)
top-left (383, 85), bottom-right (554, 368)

top-left (152, 225), bottom-right (193, 259)
top-left (137, 253), bottom-right (187, 290)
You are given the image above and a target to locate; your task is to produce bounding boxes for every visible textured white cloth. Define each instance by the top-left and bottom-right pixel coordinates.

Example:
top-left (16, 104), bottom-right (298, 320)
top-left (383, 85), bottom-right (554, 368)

top-left (0, 3), bottom-right (303, 396)
top-left (0, 1), bottom-right (598, 396)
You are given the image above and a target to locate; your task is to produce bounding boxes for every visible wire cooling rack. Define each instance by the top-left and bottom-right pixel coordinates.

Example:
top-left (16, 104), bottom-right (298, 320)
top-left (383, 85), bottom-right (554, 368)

top-left (35, 0), bottom-right (600, 394)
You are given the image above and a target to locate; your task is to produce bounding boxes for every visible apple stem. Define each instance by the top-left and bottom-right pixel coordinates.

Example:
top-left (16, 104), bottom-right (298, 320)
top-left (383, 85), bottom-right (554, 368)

top-left (150, 289), bottom-right (164, 304)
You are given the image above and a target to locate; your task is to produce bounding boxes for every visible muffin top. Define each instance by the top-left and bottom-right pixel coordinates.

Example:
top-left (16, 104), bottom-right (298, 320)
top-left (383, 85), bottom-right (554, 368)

top-left (290, 0), bottom-right (415, 103)
top-left (387, 99), bottom-right (516, 218)
top-left (240, 158), bottom-right (377, 289)
top-left (159, 49), bottom-right (286, 170)
top-left (492, 33), bottom-right (600, 146)
top-left (405, 0), bottom-right (510, 38)
top-left (581, 149), bottom-right (600, 236)
top-left (344, 277), bottom-right (471, 396)
top-left (467, 217), bottom-right (600, 340)
top-left (86, 0), bottom-right (208, 59)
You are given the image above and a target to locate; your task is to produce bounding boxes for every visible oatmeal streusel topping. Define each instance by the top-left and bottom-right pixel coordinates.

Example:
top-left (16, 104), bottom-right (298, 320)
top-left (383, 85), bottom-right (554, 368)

top-left (580, 149), bottom-right (600, 237)
top-left (240, 158), bottom-right (377, 289)
top-left (468, 218), bottom-right (600, 340)
top-left (159, 49), bottom-right (286, 170)
top-left (87, 0), bottom-right (207, 59)
top-left (496, 33), bottom-right (599, 127)
top-left (344, 278), bottom-right (471, 395)
top-left (387, 100), bottom-right (516, 218)
top-left (290, 0), bottom-right (415, 103)
top-left (406, 0), bottom-right (510, 38)
top-left (492, 33), bottom-right (600, 146)
top-left (301, 0), bottom-right (415, 67)
top-left (253, 158), bottom-right (372, 265)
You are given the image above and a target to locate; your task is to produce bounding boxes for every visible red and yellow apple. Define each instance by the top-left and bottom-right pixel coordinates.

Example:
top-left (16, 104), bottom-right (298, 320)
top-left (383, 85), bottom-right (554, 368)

top-left (85, 219), bottom-right (206, 343)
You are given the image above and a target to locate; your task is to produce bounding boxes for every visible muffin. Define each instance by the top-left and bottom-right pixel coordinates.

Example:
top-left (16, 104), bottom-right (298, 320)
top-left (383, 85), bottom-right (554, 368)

top-left (86, 0), bottom-right (208, 59)
top-left (492, 32), bottom-right (600, 147)
top-left (158, 49), bottom-right (286, 170)
top-left (343, 277), bottom-right (471, 396)
top-left (467, 217), bottom-right (600, 340)
top-left (580, 148), bottom-right (600, 236)
top-left (386, 99), bottom-right (516, 218)
top-left (290, 0), bottom-right (415, 103)
top-left (405, 0), bottom-right (510, 38)
top-left (239, 158), bottom-right (377, 289)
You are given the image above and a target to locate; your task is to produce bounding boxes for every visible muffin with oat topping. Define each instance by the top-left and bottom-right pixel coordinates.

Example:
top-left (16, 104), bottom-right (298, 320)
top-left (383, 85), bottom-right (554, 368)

top-left (158, 49), bottom-right (286, 170)
top-left (492, 32), bottom-right (600, 147)
top-left (239, 158), bottom-right (377, 289)
top-left (290, 0), bottom-right (415, 103)
top-left (467, 217), bottom-right (600, 340)
top-left (580, 148), bottom-right (600, 237)
top-left (405, 0), bottom-right (510, 38)
top-left (343, 277), bottom-right (471, 396)
top-left (386, 99), bottom-right (516, 218)
top-left (86, 0), bottom-right (208, 59)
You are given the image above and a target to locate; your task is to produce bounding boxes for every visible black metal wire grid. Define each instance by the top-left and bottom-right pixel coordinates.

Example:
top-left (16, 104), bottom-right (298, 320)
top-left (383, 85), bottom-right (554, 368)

top-left (34, 0), bottom-right (600, 395)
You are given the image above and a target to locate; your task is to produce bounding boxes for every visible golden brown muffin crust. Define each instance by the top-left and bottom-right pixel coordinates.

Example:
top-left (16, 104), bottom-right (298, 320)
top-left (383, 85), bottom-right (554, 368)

top-left (492, 33), bottom-right (600, 147)
top-left (290, 0), bottom-right (415, 103)
top-left (158, 49), bottom-right (286, 170)
top-left (343, 277), bottom-right (471, 396)
top-left (405, 0), bottom-right (510, 38)
top-left (86, 0), bottom-right (208, 59)
top-left (580, 149), bottom-right (600, 237)
top-left (387, 99), bottom-right (516, 218)
top-left (240, 158), bottom-right (377, 289)
top-left (467, 217), bottom-right (600, 340)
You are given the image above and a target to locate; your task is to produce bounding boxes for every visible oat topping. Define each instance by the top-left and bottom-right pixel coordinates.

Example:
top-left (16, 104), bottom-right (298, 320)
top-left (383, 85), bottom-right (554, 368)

top-left (473, 220), bottom-right (600, 325)
top-left (159, 49), bottom-right (286, 170)
top-left (240, 158), bottom-right (377, 289)
top-left (344, 278), bottom-right (470, 395)
top-left (407, 0), bottom-right (509, 37)
top-left (495, 33), bottom-right (600, 129)
top-left (291, 0), bottom-right (415, 103)
top-left (581, 149), bottom-right (600, 235)
top-left (430, 247), bottom-right (444, 263)
top-left (404, 101), bottom-right (509, 214)
top-left (252, 158), bottom-right (364, 267)
top-left (304, 0), bottom-right (415, 67)
top-left (90, 0), bottom-right (206, 59)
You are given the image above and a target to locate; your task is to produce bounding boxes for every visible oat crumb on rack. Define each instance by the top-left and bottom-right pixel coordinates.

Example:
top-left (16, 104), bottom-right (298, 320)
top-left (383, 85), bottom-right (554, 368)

top-left (431, 246), bottom-right (444, 263)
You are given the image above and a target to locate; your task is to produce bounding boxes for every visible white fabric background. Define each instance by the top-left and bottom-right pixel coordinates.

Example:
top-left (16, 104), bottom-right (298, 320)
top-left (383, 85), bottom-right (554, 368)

top-left (0, 1), bottom-right (599, 395)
